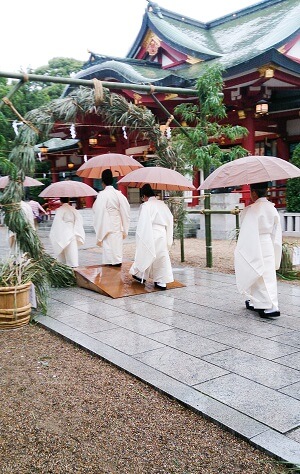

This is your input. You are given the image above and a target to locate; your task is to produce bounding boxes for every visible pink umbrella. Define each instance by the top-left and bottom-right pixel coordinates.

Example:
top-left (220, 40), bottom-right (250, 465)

top-left (76, 153), bottom-right (143, 179)
top-left (39, 180), bottom-right (98, 198)
top-left (198, 155), bottom-right (300, 190)
top-left (118, 166), bottom-right (196, 191)
top-left (0, 176), bottom-right (44, 188)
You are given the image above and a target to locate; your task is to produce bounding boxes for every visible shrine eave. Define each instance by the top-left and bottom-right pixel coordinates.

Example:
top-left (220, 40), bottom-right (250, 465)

top-left (34, 138), bottom-right (80, 154)
top-left (63, 60), bottom-right (191, 98)
top-left (66, 47), bottom-right (299, 96)
top-left (223, 49), bottom-right (300, 82)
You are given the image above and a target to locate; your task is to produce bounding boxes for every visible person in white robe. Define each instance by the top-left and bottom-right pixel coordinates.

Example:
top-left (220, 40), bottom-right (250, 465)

top-left (129, 183), bottom-right (174, 290)
top-left (8, 200), bottom-right (35, 255)
top-left (93, 169), bottom-right (130, 266)
top-left (50, 197), bottom-right (85, 268)
top-left (234, 182), bottom-right (282, 318)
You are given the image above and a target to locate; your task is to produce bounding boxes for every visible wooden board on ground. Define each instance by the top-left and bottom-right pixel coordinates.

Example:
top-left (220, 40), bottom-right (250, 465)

top-left (74, 261), bottom-right (185, 298)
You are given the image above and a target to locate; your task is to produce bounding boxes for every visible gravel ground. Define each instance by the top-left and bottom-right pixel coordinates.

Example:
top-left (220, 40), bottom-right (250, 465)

top-left (0, 326), bottom-right (292, 474)
top-left (0, 237), bottom-right (299, 474)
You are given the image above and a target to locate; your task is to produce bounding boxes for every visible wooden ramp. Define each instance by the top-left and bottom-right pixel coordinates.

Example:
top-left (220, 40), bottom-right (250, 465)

top-left (74, 262), bottom-right (185, 298)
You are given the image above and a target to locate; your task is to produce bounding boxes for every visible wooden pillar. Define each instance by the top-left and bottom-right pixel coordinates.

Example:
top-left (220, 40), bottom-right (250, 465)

top-left (117, 177), bottom-right (128, 197)
top-left (242, 116), bottom-right (255, 154)
top-left (80, 141), bottom-right (95, 208)
top-left (239, 115), bottom-right (256, 206)
top-left (51, 163), bottom-right (59, 183)
top-left (82, 176), bottom-right (95, 208)
top-left (277, 137), bottom-right (289, 161)
top-left (190, 168), bottom-right (200, 207)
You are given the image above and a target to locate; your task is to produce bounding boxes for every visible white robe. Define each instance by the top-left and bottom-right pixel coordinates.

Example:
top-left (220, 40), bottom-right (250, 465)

top-left (130, 196), bottom-right (174, 284)
top-left (50, 203), bottom-right (85, 267)
top-left (93, 186), bottom-right (130, 265)
top-left (234, 197), bottom-right (282, 310)
top-left (8, 201), bottom-right (35, 254)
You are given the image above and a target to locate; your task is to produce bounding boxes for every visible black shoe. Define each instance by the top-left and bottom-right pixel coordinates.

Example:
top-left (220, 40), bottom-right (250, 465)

top-left (154, 282), bottom-right (166, 291)
top-left (245, 300), bottom-right (255, 311)
top-left (132, 275), bottom-right (145, 284)
top-left (258, 309), bottom-right (280, 318)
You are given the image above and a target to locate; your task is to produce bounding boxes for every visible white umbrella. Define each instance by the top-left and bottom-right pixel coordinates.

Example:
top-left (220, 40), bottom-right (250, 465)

top-left (0, 176), bottom-right (44, 189)
top-left (39, 180), bottom-right (98, 198)
top-left (118, 167), bottom-right (196, 191)
top-left (76, 153), bottom-right (143, 179)
top-left (198, 155), bottom-right (300, 190)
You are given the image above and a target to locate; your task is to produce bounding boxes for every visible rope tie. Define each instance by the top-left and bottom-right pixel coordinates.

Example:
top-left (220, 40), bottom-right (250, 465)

top-left (2, 97), bottom-right (40, 134)
top-left (148, 84), bottom-right (156, 94)
top-left (2, 202), bottom-right (22, 212)
top-left (93, 78), bottom-right (104, 106)
top-left (166, 115), bottom-right (174, 127)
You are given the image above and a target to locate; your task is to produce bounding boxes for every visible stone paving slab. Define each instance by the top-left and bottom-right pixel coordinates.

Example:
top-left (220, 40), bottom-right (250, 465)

top-left (202, 347), bottom-right (300, 389)
top-left (275, 352), bottom-right (300, 370)
top-left (195, 373), bottom-right (300, 433)
top-left (208, 328), bottom-right (299, 359)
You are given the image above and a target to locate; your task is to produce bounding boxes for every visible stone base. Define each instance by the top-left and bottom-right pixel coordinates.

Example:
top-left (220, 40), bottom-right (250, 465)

top-left (196, 193), bottom-right (243, 240)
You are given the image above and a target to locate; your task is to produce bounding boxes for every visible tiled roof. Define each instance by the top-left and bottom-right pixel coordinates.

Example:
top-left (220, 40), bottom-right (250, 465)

top-left (34, 138), bottom-right (79, 153)
top-left (147, 11), bottom-right (222, 59)
top-left (133, 0), bottom-right (300, 68)
top-left (68, 0), bottom-right (299, 91)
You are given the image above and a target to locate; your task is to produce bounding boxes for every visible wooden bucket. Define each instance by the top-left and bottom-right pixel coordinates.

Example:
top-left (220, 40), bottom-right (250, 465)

top-left (0, 282), bottom-right (32, 330)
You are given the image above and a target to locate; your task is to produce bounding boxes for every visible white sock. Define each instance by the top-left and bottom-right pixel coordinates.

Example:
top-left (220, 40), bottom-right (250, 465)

top-left (264, 306), bottom-right (279, 313)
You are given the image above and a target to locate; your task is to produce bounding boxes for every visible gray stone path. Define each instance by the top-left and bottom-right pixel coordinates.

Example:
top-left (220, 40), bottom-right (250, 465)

top-left (1, 217), bottom-right (300, 466)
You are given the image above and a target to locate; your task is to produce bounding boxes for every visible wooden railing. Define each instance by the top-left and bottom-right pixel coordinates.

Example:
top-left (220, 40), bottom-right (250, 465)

top-left (233, 185), bottom-right (286, 209)
top-left (280, 211), bottom-right (300, 237)
top-left (268, 186), bottom-right (286, 209)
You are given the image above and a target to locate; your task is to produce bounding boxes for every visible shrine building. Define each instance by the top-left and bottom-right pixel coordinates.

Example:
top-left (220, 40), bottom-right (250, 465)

top-left (43, 0), bottom-right (300, 208)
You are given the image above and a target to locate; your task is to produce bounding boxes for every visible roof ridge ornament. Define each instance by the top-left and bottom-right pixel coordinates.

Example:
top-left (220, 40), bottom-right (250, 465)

top-left (147, 1), bottom-right (163, 19)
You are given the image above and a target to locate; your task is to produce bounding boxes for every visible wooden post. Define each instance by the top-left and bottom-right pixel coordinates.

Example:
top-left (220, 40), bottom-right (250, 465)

top-left (204, 193), bottom-right (212, 268)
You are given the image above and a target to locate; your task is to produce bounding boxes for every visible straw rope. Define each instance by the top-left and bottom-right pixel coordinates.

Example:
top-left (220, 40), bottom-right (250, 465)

top-left (93, 79), bottom-right (104, 106)
top-left (1, 97), bottom-right (40, 134)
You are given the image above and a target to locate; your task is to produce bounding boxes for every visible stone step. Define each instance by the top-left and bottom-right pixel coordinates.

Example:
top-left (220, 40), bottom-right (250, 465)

top-left (38, 205), bottom-right (141, 234)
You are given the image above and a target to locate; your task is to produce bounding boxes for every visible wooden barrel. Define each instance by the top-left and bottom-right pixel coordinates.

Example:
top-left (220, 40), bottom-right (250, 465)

top-left (0, 282), bottom-right (32, 329)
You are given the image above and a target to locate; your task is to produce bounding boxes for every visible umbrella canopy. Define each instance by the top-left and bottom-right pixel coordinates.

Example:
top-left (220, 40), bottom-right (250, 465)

top-left (118, 166), bottom-right (196, 191)
top-left (39, 180), bottom-right (98, 198)
top-left (0, 176), bottom-right (44, 189)
top-left (198, 155), bottom-right (300, 190)
top-left (76, 153), bottom-right (143, 179)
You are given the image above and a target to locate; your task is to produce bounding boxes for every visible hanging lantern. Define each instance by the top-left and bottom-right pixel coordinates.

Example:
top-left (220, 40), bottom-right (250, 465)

top-left (256, 100), bottom-right (269, 115)
top-left (38, 144), bottom-right (48, 154)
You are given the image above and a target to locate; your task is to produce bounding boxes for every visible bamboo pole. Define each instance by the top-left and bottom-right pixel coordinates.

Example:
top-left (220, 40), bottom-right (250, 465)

top-left (204, 193), bottom-right (212, 268)
top-left (0, 80), bottom-right (27, 111)
top-left (0, 71), bottom-right (199, 96)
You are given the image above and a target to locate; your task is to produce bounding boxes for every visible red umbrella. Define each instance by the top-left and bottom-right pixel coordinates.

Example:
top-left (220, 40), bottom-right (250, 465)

top-left (39, 180), bottom-right (98, 198)
top-left (76, 153), bottom-right (143, 179)
top-left (198, 155), bottom-right (300, 190)
top-left (118, 166), bottom-right (196, 191)
top-left (0, 176), bottom-right (44, 189)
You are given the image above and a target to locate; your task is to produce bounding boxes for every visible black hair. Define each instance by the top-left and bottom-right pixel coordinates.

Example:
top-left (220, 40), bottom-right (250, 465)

top-left (101, 169), bottom-right (113, 186)
top-left (141, 183), bottom-right (155, 198)
top-left (60, 197), bottom-right (69, 203)
top-left (250, 182), bottom-right (269, 198)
